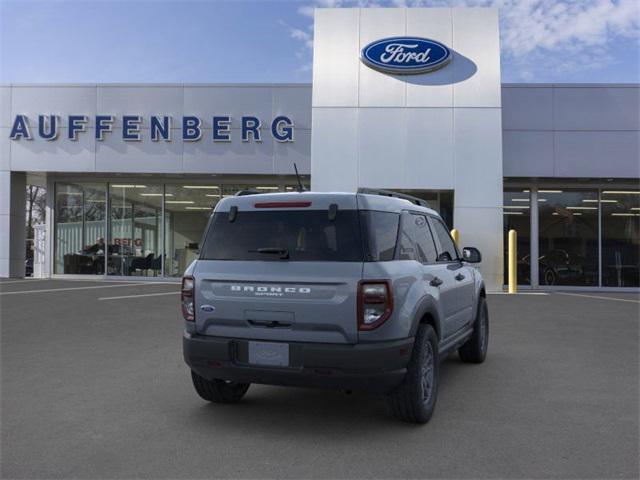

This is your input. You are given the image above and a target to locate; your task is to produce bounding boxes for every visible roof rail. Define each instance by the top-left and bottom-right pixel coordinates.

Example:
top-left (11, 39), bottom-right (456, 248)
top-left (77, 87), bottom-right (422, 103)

top-left (235, 188), bottom-right (264, 196)
top-left (357, 188), bottom-right (430, 208)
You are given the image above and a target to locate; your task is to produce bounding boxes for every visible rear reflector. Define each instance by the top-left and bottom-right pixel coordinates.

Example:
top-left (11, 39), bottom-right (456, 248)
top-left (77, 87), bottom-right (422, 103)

top-left (254, 201), bottom-right (312, 208)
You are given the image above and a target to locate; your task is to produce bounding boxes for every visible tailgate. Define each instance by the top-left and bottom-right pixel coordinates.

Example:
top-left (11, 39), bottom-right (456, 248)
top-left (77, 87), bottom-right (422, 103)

top-left (194, 261), bottom-right (362, 344)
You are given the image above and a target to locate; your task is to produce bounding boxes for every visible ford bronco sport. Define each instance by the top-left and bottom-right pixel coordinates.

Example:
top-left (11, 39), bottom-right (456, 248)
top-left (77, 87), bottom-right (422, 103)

top-left (182, 189), bottom-right (488, 423)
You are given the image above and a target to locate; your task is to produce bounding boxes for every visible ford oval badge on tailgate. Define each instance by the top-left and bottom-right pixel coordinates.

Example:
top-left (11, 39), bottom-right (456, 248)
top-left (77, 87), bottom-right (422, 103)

top-left (361, 36), bottom-right (451, 75)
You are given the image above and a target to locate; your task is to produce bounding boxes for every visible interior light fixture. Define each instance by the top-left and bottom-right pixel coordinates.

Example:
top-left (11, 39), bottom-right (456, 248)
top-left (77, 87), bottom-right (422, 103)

top-left (111, 184), bottom-right (147, 188)
top-left (511, 198), bottom-right (529, 202)
top-left (572, 212), bottom-right (583, 216)
top-left (611, 213), bottom-right (640, 216)
top-left (182, 185), bottom-right (219, 189)
top-left (602, 191), bottom-right (640, 195)
top-left (503, 211), bottom-right (523, 215)
top-left (205, 194), bottom-right (221, 197)
top-left (255, 186), bottom-right (279, 190)
top-left (140, 193), bottom-right (173, 197)
top-left (538, 189), bottom-right (562, 193)
top-left (522, 189), bottom-right (530, 193)
top-left (503, 205), bottom-right (530, 209)
top-left (538, 198), bottom-right (547, 202)
top-left (566, 206), bottom-right (597, 210)
top-left (185, 206), bottom-right (211, 210)
top-left (165, 200), bottom-right (195, 204)
top-left (582, 199), bottom-right (617, 203)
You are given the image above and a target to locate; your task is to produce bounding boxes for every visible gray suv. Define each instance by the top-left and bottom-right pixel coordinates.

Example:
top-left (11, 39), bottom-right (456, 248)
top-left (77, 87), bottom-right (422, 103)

top-left (182, 189), bottom-right (488, 423)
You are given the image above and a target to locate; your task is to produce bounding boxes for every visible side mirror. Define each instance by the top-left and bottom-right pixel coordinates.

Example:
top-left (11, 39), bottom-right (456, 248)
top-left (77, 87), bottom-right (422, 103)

top-left (462, 247), bottom-right (482, 263)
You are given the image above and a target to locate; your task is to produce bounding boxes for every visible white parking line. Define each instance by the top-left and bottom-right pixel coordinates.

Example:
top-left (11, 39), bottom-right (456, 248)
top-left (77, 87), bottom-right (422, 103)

top-left (556, 292), bottom-right (640, 304)
top-left (0, 283), bottom-right (165, 296)
top-left (99, 291), bottom-right (179, 301)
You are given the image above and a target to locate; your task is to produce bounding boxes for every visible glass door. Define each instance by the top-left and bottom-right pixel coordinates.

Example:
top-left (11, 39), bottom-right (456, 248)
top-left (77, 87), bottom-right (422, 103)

top-left (107, 184), bottom-right (162, 276)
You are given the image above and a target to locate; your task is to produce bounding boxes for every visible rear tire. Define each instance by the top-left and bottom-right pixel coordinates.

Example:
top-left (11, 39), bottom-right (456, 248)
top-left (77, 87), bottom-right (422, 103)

top-left (385, 325), bottom-right (439, 424)
top-left (458, 296), bottom-right (489, 364)
top-left (191, 371), bottom-right (250, 404)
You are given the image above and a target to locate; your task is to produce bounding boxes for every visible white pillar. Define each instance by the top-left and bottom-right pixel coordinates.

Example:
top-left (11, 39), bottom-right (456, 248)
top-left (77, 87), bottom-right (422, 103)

top-left (0, 171), bottom-right (26, 278)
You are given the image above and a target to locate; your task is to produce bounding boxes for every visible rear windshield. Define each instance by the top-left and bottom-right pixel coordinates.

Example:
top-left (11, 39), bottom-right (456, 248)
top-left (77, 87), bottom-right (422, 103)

top-left (201, 210), bottom-right (364, 261)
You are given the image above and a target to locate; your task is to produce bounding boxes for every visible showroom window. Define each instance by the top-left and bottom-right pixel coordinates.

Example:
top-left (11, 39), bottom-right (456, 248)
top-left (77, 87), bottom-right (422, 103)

top-left (164, 184), bottom-right (220, 277)
top-left (54, 183), bottom-right (106, 274)
top-left (107, 184), bottom-right (163, 276)
top-left (601, 190), bottom-right (640, 287)
top-left (503, 189), bottom-right (531, 285)
top-left (538, 189), bottom-right (599, 287)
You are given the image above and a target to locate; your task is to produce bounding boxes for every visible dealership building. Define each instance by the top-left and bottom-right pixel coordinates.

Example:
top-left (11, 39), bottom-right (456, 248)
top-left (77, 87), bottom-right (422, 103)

top-left (1, 7), bottom-right (638, 290)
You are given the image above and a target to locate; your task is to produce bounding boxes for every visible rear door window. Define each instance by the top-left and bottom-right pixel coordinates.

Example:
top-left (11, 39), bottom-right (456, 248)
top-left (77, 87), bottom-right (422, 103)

top-left (201, 210), bottom-right (363, 262)
top-left (398, 212), bottom-right (438, 263)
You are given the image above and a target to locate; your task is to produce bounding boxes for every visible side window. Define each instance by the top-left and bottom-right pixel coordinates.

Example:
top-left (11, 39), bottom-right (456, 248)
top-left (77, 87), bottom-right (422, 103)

top-left (397, 213), bottom-right (437, 263)
top-left (414, 215), bottom-right (438, 263)
top-left (430, 217), bottom-right (458, 262)
top-left (360, 211), bottom-right (400, 261)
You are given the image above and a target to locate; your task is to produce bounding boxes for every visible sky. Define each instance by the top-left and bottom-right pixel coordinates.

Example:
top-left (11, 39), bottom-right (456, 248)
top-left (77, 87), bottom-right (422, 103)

top-left (1, 0), bottom-right (639, 84)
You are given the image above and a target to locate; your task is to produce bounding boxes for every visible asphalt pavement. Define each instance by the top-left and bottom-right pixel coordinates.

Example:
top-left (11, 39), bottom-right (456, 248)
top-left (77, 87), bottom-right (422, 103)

top-left (1, 279), bottom-right (638, 479)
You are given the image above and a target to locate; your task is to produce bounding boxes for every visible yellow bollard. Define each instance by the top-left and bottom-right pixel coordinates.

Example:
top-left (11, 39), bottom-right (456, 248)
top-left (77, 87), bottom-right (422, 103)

top-left (450, 229), bottom-right (460, 248)
top-left (508, 229), bottom-right (517, 294)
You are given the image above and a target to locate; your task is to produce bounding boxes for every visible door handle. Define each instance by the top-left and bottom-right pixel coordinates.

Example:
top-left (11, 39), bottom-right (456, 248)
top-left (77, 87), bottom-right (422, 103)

top-left (430, 277), bottom-right (443, 287)
top-left (455, 273), bottom-right (466, 281)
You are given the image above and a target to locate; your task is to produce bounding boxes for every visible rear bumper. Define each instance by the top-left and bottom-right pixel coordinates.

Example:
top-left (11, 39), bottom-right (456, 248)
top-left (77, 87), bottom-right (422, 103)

top-left (183, 332), bottom-right (414, 393)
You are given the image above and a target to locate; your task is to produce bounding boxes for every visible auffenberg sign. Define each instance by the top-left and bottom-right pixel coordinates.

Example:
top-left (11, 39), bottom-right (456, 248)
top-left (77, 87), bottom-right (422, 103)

top-left (8, 114), bottom-right (295, 142)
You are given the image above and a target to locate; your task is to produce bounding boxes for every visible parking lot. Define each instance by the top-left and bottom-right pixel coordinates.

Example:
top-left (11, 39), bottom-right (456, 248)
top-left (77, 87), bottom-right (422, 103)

top-left (1, 279), bottom-right (638, 479)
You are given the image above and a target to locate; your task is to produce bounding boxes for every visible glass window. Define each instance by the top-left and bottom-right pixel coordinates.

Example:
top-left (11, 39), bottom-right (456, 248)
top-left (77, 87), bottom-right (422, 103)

top-left (397, 213), bottom-right (438, 263)
top-left (430, 217), bottom-right (458, 262)
top-left (360, 211), bottom-right (399, 261)
top-left (601, 189), bottom-right (640, 287)
top-left (54, 183), bottom-right (106, 274)
top-left (397, 213), bottom-right (421, 262)
top-left (201, 210), bottom-right (363, 262)
top-left (165, 184), bottom-right (219, 277)
top-left (538, 189), bottom-right (598, 286)
top-left (108, 184), bottom-right (162, 276)
top-left (415, 215), bottom-right (438, 263)
top-left (503, 188), bottom-right (531, 285)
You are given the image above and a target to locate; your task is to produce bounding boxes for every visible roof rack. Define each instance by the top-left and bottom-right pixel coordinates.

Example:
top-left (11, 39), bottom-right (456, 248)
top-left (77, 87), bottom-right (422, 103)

top-left (357, 188), bottom-right (430, 208)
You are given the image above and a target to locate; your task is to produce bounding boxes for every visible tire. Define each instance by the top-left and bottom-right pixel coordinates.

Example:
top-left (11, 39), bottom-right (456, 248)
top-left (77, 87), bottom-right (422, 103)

top-left (385, 324), bottom-right (439, 424)
top-left (458, 296), bottom-right (489, 364)
top-left (190, 370), bottom-right (250, 404)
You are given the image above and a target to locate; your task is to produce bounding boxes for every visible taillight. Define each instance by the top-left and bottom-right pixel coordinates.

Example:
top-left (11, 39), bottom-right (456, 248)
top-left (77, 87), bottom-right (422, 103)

top-left (181, 276), bottom-right (195, 321)
top-left (358, 280), bottom-right (393, 330)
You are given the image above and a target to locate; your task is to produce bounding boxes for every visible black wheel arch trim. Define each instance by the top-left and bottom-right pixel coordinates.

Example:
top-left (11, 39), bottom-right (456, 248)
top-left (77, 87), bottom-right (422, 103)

top-left (409, 296), bottom-right (443, 341)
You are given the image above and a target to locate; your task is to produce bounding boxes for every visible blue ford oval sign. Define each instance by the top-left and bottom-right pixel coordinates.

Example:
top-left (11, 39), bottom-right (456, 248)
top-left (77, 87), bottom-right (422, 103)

top-left (361, 36), bottom-right (451, 75)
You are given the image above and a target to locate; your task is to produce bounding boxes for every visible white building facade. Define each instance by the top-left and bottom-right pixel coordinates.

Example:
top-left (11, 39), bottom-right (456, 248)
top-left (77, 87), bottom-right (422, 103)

top-left (1, 7), bottom-right (638, 291)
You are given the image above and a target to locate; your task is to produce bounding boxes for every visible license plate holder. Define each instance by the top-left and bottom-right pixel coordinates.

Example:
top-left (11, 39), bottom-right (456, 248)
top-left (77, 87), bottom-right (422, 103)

top-left (248, 341), bottom-right (290, 367)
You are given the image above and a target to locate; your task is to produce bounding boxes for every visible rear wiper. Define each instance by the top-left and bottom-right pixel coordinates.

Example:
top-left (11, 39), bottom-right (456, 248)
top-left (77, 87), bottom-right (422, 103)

top-left (249, 247), bottom-right (290, 259)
